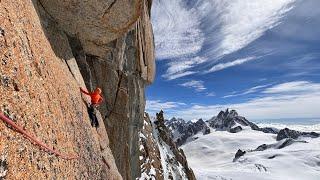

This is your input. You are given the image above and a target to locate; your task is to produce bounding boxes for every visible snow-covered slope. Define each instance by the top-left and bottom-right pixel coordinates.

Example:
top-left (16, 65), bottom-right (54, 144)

top-left (182, 124), bottom-right (320, 180)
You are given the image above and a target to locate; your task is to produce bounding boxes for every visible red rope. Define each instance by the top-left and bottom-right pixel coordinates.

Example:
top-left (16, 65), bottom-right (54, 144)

top-left (0, 112), bottom-right (78, 160)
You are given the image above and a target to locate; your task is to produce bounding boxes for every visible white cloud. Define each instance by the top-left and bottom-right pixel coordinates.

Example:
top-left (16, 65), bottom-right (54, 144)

top-left (147, 81), bottom-right (320, 121)
top-left (215, 0), bottom-right (295, 57)
top-left (152, 0), bottom-right (204, 60)
top-left (152, 0), bottom-right (295, 80)
top-left (146, 100), bottom-right (186, 112)
top-left (163, 71), bottom-right (196, 81)
top-left (206, 92), bottom-right (216, 97)
top-left (179, 80), bottom-right (206, 92)
top-left (263, 81), bottom-right (320, 94)
top-left (206, 56), bottom-right (256, 73)
top-left (223, 84), bottom-right (272, 98)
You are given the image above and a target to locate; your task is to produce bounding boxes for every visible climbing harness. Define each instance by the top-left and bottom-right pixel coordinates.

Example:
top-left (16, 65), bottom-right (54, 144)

top-left (0, 112), bottom-right (78, 160)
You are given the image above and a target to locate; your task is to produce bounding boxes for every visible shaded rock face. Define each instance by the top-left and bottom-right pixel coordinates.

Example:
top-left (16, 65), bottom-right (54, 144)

top-left (39, 0), bottom-right (144, 55)
top-left (155, 111), bottom-right (196, 180)
top-left (165, 117), bottom-right (210, 146)
top-left (1, 0), bottom-right (155, 179)
top-left (72, 0), bottom-right (155, 178)
top-left (208, 109), bottom-right (279, 134)
top-left (276, 128), bottom-right (319, 141)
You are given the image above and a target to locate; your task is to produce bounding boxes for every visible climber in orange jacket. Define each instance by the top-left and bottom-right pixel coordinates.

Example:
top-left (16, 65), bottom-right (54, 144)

top-left (80, 87), bottom-right (104, 107)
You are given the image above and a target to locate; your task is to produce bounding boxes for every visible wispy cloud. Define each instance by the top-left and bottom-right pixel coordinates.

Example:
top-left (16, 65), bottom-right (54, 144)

top-left (152, 0), bottom-right (295, 80)
top-left (152, 0), bottom-right (204, 60)
top-left (214, 0), bottom-right (295, 58)
top-left (205, 56), bottom-right (256, 73)
top-left (163, 71), bottom-right (196, 81)
top-left (206, 92), bottom-right (216, 97)
top-left (179, 80), bottom-right (206, 92)
top-left (147, 81), bottom-right (320, 120)
top-left (223, 84), bottom-right (272, 98)
top-left (146, 100), bottom-right (186, 112)
top-left (263, 81), bottom-right (320, 94)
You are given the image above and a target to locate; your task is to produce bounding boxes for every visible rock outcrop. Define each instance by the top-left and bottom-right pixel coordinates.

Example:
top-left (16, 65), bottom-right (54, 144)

top-left (154, 111), bottom-right (196, 180)
top-left (165, 117), bottom-right (210, 146)
top-left (138, 113), bottom-right (163, 179)
top-left (1, 0), bottom-right (155, 179)
top-left (276, 128), bottom-right (319, 141)
top-left (229, 126), bottom-right (243, 133)
top-left (138, 112), bottom-right (196, 179)
top-left (233, 138), bottom-right (308, 162)
top-left (233, 149), bottom-right (246, 162)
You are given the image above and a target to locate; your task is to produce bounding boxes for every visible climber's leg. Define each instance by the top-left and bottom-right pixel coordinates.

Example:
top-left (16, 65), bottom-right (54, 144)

top-left (87, 105), bottom-right (99, 128)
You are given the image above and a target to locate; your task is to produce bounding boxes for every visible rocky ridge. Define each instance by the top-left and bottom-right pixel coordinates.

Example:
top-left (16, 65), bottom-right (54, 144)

top-left (138, 112), bottom-right (197, 179)
top-left (207, 109), bottom-right (279, 134)
top-left (233, 138), bottom-right (309, 162)
top-left (152, 111), bottom-right (196, 180)
top-left (165, 117), bottom-right (210, 146)
top-left (138, 113), bottom-right (163, 179)
top-left (276, 127), bottom-right (319, 141)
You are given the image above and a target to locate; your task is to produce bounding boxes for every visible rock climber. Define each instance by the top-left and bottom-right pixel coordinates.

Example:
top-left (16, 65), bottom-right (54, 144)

top-left (80, 87), bottom-right (104, 127)
top-left (80, 87), bottom-right (104, 107)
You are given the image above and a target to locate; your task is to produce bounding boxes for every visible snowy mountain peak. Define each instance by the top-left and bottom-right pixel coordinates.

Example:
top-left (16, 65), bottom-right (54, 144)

top-left (165, 117), bottom-right (210, 146)
top-left (209, 109), bottom-right (254, 131)
top-left (217, 108), bottom-right (238, 119)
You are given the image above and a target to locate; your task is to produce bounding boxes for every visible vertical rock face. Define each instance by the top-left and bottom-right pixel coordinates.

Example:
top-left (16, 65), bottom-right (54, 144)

top-left (0, 0), bottom-right (155, 179)
top-left (0, 0), bottom-right (122, 179)
top-left (69, 0), bottom-right (155, 179)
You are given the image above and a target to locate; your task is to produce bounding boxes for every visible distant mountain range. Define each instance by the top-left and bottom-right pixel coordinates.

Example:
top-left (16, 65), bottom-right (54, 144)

top-left (139, 109), bottom-right (320, 179)
top-left (165, 109), bottom-right (319, 146)
top-left (165, 117), bottom-right (210, 146)
top-left (170, 109), bottom-right (320, 179)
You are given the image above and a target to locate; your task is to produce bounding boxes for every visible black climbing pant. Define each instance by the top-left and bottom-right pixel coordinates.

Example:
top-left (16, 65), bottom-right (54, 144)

top-left (87, 105), bottom-right (99, 128)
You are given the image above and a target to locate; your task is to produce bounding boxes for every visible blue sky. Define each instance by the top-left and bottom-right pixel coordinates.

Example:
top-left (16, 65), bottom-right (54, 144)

top-left (146, 0), bottom-right (320, 121)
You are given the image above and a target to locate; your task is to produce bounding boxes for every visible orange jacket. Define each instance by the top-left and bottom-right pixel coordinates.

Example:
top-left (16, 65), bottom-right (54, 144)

top-left (80, 87), bottom-right (103, 105)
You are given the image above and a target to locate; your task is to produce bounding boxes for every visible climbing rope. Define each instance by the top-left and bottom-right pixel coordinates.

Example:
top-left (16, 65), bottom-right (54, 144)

top-left (0, 112), bottom-right (78, 160)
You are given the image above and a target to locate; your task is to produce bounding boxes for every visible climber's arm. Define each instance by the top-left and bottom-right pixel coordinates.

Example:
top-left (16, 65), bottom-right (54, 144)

top-left (80, 87), bottom-right (90, 95)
